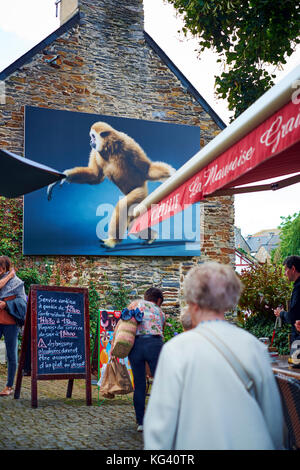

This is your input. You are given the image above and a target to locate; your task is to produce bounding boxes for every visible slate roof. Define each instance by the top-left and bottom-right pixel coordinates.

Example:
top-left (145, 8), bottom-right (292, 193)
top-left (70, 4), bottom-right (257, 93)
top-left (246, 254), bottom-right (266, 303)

top-left (245, 231), bottom-right (280, 255)
top-left (0, 12), bottom-right (226, 131)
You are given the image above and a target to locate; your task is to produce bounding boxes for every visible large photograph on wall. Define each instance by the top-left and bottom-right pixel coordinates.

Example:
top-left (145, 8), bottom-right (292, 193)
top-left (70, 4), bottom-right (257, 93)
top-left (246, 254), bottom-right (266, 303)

top-left (23, 106), bottom-right (201, 256)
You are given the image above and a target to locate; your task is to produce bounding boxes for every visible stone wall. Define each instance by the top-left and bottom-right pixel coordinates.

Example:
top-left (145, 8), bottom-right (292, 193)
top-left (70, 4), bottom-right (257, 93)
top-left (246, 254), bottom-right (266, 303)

top-left (0, 0), bottom-right (234, 315)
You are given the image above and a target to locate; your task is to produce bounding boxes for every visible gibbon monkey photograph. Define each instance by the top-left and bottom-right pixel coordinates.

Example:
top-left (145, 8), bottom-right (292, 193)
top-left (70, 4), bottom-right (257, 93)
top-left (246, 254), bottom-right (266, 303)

top-left (47, 122), bottom-right (175, 248)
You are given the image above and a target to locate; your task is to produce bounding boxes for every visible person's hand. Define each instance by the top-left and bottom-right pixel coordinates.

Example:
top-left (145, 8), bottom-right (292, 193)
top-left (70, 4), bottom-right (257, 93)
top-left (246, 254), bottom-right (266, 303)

top-left (274, 307), bottom-right (282, 317)
top-left (0, 301), bottom-right (6, 310)
top-left (295, 320), bottom-right (300, 333)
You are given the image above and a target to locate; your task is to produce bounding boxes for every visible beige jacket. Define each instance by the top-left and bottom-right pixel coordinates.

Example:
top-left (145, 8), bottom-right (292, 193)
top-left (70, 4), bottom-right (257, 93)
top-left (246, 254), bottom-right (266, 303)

top-left (144, 320), bottom-right (284, 450)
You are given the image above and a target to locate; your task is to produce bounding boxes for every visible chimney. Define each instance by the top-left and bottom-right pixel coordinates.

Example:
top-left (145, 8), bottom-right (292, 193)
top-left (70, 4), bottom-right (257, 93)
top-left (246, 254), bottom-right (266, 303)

top-left (57, 0), bottom-right (79, 25)
top-left (57, 1), bottom-right (144, 29)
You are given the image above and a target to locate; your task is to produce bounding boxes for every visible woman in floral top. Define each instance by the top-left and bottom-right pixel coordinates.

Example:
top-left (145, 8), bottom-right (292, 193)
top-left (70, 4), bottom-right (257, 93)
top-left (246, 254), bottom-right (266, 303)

top-left (128, 287), bottom-right (165, 432)
top-left (129, 299), bottom-right (165, 337)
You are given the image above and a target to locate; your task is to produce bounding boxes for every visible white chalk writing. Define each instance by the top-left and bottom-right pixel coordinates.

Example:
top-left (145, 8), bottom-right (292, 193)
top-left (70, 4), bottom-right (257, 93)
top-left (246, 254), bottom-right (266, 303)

top-left (36, 291), bottom-right (85, 373)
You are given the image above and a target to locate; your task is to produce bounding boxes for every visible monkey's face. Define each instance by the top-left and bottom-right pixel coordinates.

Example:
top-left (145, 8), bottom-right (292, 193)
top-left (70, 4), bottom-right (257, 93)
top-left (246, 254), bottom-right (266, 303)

top-left (90, 128), bottom-right (102, 151)
top-left (90, 124), bottom-right (112, 152)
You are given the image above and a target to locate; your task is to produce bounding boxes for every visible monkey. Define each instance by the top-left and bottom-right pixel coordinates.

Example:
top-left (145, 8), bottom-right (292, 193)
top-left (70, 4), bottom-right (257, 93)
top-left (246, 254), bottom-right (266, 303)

top-left (47, 121), bottom-right (175, 248)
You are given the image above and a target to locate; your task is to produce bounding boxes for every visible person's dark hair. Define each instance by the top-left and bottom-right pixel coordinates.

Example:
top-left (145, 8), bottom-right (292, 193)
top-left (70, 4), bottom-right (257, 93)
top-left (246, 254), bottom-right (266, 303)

top-left (283, 255), bottom-right (300, 272)
top-left (0, 255), bottom-right (11, 272)
top-left (144, 287), bottom-right (164, 305)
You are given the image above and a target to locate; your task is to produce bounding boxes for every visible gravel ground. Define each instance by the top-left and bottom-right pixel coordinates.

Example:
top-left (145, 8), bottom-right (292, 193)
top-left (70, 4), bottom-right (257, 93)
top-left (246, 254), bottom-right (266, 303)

top-left (0, 364), bottom-right (143, 451)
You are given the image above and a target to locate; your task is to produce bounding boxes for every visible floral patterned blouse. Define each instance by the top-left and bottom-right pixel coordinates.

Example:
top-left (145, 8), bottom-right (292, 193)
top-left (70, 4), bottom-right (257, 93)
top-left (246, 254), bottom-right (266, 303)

top-left (128, 299), bottom-right (165, 337)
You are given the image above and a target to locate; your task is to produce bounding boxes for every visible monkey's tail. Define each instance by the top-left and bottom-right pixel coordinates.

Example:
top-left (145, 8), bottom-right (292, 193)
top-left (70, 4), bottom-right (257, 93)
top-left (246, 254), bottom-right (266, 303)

top-left (147, 161), bottom-right (175, 182)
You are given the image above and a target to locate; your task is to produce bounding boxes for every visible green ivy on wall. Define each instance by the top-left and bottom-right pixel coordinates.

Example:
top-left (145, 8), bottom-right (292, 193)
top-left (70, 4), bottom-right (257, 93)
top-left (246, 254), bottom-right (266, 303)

top-left (0, 196), bottom-right (23, 262)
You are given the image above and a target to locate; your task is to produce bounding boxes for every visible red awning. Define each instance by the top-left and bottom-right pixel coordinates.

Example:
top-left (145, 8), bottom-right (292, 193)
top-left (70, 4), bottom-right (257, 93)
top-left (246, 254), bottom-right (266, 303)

top-left (130, 97), bottom-right (300, 234)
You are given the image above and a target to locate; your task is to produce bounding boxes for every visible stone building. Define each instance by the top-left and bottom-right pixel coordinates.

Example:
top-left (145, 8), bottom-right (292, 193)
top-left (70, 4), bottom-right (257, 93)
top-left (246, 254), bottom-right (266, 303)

top-left (0, 0), bottom-right (235, 315)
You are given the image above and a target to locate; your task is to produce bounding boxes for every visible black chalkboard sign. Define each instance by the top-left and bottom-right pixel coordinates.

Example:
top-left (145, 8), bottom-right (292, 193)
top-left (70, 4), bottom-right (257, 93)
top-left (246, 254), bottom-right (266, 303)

top-left (14, 285), bottom-right (92, 408)
top-left (36, 289), bottom-right (86, 375)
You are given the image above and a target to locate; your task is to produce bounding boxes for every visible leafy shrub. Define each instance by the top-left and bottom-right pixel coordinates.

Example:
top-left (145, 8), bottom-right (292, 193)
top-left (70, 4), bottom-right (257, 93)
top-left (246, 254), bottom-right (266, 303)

top-left (242, 315), bottom-right (290, 355)
top-left (17, 266), bottom-right (51, 294)
top-left (238, 263), bottom-right (292, 320)
top-left (237, 263), bottom-right (292, 353)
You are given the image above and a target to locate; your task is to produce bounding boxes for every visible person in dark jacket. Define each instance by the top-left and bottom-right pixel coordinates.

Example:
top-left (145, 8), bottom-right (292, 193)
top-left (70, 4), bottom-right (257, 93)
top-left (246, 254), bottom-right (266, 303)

top-left (0, 256), bottom-right (27, 396)
top-left (274, 255), bottom-right (300, 347)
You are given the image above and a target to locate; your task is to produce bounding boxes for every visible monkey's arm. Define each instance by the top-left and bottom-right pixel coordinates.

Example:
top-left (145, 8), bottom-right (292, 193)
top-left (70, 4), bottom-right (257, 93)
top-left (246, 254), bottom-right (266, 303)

top-left (64, 151), bottom-right (105, 184)
top-left (64, 165), bottom-right (104, 184)
top-left (47, 151), bottom-right (104, 200)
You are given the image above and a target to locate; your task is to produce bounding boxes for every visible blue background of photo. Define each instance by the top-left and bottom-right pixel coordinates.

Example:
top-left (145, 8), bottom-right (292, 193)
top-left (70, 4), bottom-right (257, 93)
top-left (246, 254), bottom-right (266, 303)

top-left (24, 106), bottom-right (201, 256)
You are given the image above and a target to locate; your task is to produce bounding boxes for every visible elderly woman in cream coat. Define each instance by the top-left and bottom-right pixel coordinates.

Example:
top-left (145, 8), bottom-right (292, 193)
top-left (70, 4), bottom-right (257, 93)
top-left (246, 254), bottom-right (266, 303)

top-left (143, 262), bottom-right (284, 450)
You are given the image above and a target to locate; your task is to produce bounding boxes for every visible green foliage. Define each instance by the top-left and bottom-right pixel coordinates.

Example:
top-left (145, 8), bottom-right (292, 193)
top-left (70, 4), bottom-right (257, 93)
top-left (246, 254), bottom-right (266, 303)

top-left (0, 197), bottom-right (23, 262)
top-left (0, 238), bottom-right (20, 259)
top-left (164, 314), bottom-right (183, 342)
top-left (166, 0), bottom-right (300, 118)
top-left (215, 65), bottom-right (275, 119)
top-left (103, 273), bottom-right (133, 311)
top-left (88, 280), bottom-right (101, 342)
top-left (237, 262), bottom-right (292, 320)
top-left (237, 262), bottom-right (292, 353)
top-left (241, 315), bottom-right (290, 355)
top-left (278, 211), bottom-right (300, 260)
top-left (17, 266), bottom-right (52, 294)
top-left (0, 197), bottom-right (54, 293)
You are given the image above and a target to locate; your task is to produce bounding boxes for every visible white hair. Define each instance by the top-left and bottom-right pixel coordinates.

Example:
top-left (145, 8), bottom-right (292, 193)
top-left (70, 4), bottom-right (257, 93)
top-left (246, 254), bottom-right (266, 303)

top-left (184, 262), bottom-right (243, 313)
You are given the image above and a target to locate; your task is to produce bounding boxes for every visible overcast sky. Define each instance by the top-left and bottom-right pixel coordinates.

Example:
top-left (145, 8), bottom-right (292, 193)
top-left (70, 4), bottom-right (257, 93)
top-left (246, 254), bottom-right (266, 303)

top-left (0, 0), bottom-right (299, 236)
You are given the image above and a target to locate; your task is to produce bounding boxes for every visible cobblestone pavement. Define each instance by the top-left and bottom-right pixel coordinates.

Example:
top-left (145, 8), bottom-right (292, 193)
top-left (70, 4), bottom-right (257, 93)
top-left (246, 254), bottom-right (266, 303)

top-left (0, 365), bottom-right (143, 450)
